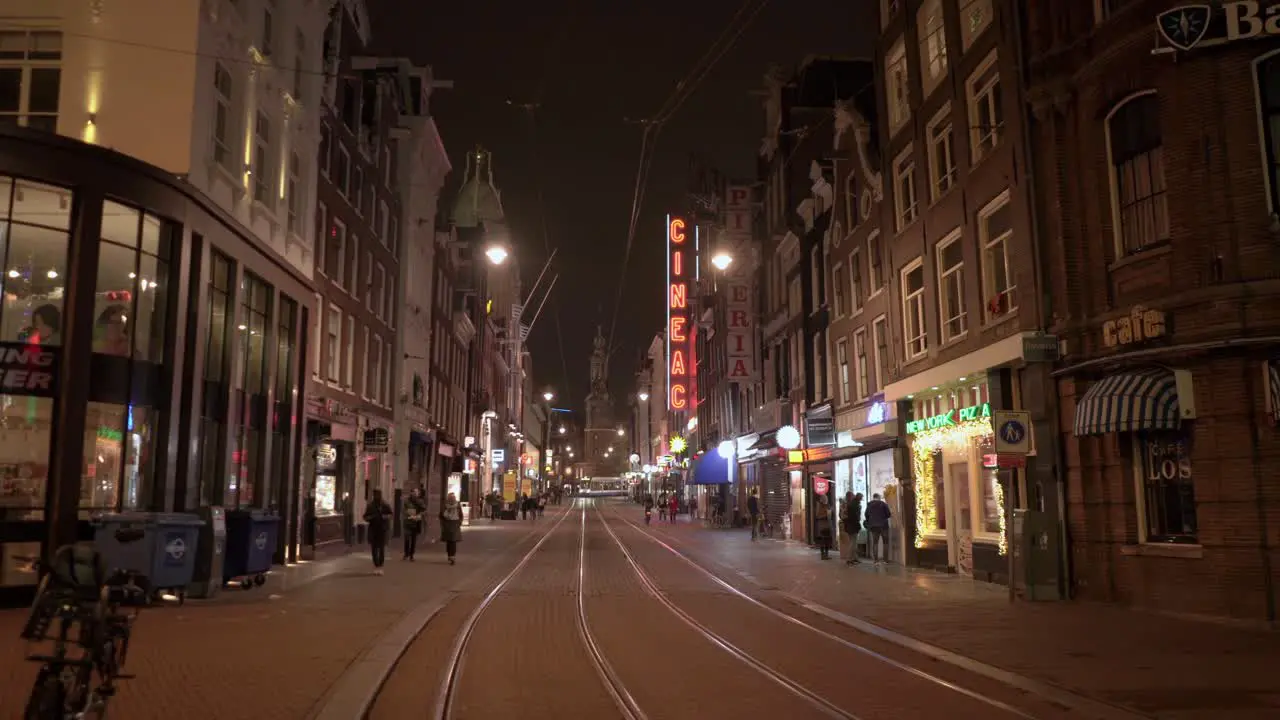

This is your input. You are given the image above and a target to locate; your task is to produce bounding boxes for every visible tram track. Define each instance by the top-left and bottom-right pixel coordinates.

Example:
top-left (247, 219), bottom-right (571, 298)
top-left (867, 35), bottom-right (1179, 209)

top-left (604, 503), bottom-right (1070, 720)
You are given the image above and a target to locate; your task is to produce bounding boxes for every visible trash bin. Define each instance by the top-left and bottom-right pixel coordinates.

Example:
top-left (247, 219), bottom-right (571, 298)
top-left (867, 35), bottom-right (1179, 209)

top-left (189, 506), bottom-right (226, 600)
top-left (93, 512), bottom-right (205, 603)
top-left (222, 509), bottom-right (280, 590)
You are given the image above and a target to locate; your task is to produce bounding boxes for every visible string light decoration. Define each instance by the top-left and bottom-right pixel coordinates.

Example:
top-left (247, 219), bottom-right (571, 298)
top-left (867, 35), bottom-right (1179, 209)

top-left (993, 476), bottom-right (1008, 556)
top-left (908, 418), bottom-right (995, 548)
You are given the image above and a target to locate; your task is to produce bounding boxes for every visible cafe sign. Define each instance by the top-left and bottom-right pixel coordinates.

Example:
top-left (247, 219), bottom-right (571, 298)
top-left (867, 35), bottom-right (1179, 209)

top-left (1156, 2), bottom-right (1280, 52)
top-left (1102, 306), bottom-right (1167, 349)
top-left (906, 402), bottom-right (991, 435)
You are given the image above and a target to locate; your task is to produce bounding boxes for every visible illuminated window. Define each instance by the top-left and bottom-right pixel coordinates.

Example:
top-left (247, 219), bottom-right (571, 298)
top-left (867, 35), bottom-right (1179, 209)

top-left (967, 51), bottom-right (1003, 164)
top-left (979, 190), bottom-right (1016, 320)
top-left (835, 338), bottom-right (850, 404)
top-left (885, 37), bottom-right (910, 135)
top-left (917, 0), bottom-right (948, 97)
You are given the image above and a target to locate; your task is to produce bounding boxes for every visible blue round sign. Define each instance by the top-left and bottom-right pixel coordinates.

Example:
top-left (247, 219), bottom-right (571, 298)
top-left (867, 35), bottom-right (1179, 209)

top-left (999, 419), bottom-right (1026, 445)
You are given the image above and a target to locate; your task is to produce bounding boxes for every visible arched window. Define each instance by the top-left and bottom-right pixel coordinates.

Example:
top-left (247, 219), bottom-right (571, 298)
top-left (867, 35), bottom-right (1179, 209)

top-left (1255, 54), bottom-right (1280, 212)
top-left (1107, 92), bottom-right (1169, 255)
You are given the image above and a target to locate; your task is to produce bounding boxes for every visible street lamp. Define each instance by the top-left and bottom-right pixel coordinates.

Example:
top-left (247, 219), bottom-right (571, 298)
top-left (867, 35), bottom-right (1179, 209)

top-left (559, 426), bottom-right (566, 434)
top-left (542, 390), bottom-right (554, 402)
top-left (711, 250), bottom-right (733, 271)
top-left (638, 390), bottom-right (649, 401)
top-left (616, 428), bottom-right (625, 437)
top-left (485, 244), bottom-right (509, 265)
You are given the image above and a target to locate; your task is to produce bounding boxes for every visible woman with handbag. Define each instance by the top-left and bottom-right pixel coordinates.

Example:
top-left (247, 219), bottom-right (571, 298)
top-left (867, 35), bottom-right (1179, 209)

top-left (440, 492), bottom-right (463, 565)
top-left (403, 486), bottom-right (426, 561)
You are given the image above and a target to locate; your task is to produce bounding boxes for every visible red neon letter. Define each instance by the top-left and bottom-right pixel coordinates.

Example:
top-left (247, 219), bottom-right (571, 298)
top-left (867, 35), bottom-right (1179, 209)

top-left (672, 250), bottom-right (683, 276)
top-left (670, 316), bottom-right (687, 343)
top-left (671, 383), bottom-right (687, 409)
top-left (669, 282), bottom-right (687, 309)
top-left (670, 349), bottom-right (687, 376)
top-left (669, 218), bottom-right (686, 244)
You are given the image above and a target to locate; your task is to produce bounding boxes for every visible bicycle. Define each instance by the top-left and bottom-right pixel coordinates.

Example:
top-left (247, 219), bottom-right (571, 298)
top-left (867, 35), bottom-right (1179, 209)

top-left (20, 528), bottom-right (150, 720)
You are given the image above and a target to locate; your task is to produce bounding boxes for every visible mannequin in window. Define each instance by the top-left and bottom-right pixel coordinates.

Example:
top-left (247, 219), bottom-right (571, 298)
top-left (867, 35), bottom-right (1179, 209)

top-left (94, 305), bottom-right (131, 356)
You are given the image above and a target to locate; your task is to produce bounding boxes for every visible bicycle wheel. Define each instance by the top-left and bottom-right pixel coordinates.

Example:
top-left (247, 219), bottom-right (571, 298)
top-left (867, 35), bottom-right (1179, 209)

top-left (23, 671), bottom-right (64, 720)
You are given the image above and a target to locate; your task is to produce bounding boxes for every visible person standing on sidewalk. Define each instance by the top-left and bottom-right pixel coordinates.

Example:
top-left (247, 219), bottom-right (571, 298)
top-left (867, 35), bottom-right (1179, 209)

top-left (842, 491), bottom-right (863, 565)
top-left (668, 493), bottom-right (678, 524)
top-left (688, 495), bottom-right (698, 520)
top-left (440, 492), bottom-right (463, 565)
top-left (747, 490), bottom-right (760, 540)
top-left (403, 486), bottom-right (426, 561)
top-left (865, 492), bottom-right (892, 566)
top-left (814, 496), bottom-right (833, 559)
top-left (363, 489), bottom-right (392, 575)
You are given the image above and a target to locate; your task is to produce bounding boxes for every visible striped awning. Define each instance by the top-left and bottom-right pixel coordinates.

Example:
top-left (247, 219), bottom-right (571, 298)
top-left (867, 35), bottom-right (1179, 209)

top-left (1073, 369), bottom-right (1183, 436)
top-left (1269, 360), bottom-right (1280, 422)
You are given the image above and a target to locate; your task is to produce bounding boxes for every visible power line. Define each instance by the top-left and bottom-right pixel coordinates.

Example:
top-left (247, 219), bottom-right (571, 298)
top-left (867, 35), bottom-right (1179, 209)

top-left (606, 0), bottom-right (773, 355)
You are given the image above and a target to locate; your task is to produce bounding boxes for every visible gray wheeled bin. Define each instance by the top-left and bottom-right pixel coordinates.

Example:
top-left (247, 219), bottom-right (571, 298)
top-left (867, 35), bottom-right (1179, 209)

top-left (222, 509), bottom-right (280, 590)
top-left (93, 512), bottom-right (205, 604)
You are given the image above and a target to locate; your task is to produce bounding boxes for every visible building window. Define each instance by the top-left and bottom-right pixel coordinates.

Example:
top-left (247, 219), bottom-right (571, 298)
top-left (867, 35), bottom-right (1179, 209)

top-left (326, 304), bottom-right (341, 382)
top-left (810, 246), bottom-right (822, 310)
top-left (0, 179), bottom-right (70, 347)
top-left (832, 263), bottom-right (846, 318)
top-left (252, 111), bottom-right (273, 204)
top-left (353, 166), bottom-right (364, 213)
top-left (315, 204), bottom-right (327, 274)
top-left (881, 0), bottom-right (901, 28)
top-left (1257, 55), bottom-right (1280, 213)
top-left (967, 51), bottom-right (1003, 163)
top-left (311, 293), bottom-right (321, 377)
top-left (336, 146), bottom-right (351, 197)
top-left (959, 0), bottom-right (993, 51)
top-left (231, 272), bottom-right (272, 508)
top-left (893, 146), bottom-right (918, 232)
top-left (812, 332), bottom-right (827, 401)
top-left (383, 146), bottom-right (392, 186)
top-left (348, 238), bottom-right (361, 297)
top-left (853, 329), bottom-right (870, 400)
top-left (1107, 91), bottom-right (1168, 256)
top-left (844, 169), bottom-right (859, 229)
top-left (369, 336), bottom-right (383, 404)
top-left (95, 200), bottom-right (172, 363)
top-left (868, 231), bottom-right (884, 295)
top-left (319, 123), bottom-right (331, 177)
top-left (384, 338), bottom-right (393, 406)
top-left (389, 216), bottom-right (398, 255)
top-left (363, 250), bottom-right (373, 307)
top-left (386, 275), bottom-right (396, 329)
top-left (0, 30), bottom-right (62, 132)
top-left (836, 338), bottom-right (850, 404)
top-left (360, 326), bottom-right (369, 398)
top-left (885, 37), bottom-right (910, 135)
top-left (1137, 432), bottom-right (1198, 543)
top-left (902, 259), bottom-right (927, 360)
top-left (197, 251), bottom-right (233, 507)
top-left (260, 0), bottom-right (274, 55)
top-left (212, 62), bottom-right (234, 169)
top-left (917, 0), bottom-right (948, 97)
top-left (849, 248), bottom-right (863, 314)
top-left (379, 199), bottom-right (391, 246)
top-left (979, 190), bottom-right (1016, 320)
top-left (927, 104), bottom-right (957, 200)
top-left (287, 152), bottom-right (301, 236)
top-left (872, 315), bottom-right (887, 392)
top-left (344, 314), bottom-right (355, 388)
top-left (292, 29), bottom-right (304, 101)
top-left (269, 295), bottom-right (297, 511)
top-left (325, 219), bottom-right (345, 284)
top-left (936, 230), bottom-right (966, 342)
top-left (374, 263), bottom-right (386, 319)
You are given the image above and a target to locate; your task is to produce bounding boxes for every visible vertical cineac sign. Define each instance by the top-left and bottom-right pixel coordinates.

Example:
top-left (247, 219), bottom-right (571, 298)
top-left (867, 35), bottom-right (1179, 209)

top-left (667, 215), bottom-right (690, 410)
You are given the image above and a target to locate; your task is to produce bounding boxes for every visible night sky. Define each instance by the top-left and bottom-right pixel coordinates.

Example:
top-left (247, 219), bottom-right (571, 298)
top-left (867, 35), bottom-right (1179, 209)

top-left (368, 1), bottom-right (873, 414)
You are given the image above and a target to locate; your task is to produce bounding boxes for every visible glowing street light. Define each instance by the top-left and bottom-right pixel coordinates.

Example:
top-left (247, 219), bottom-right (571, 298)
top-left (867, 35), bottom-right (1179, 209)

top-left (485, 244), bottom-right (509, 265)
top-left (542, 390), bottom-right (554, 402)
top-left (638, 390), bottom-right (649, 401)
top-left (558, 426), bottom-right (566, 434)
top-left (616, 428), bottom-right (625, 437)
top-left (710, 251), bottom-right (733, 271)
top-left (608, 446), bottom-right (614, 453)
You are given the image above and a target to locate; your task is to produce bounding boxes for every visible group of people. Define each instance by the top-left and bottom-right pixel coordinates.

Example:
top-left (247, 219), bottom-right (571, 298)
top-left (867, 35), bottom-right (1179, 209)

top-left (361, 486), bottom-right (465, 572)
top-left (642, 492), bottom-right (679, 524)
top-left (812, 491), bottom-right (892, 564)
top-left (484, 489), bottom-right (555, 521)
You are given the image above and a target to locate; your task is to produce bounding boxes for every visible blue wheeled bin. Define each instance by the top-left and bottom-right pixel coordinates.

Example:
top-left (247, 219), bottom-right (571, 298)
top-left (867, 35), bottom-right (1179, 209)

top-left (222, 509), bottom-right (280, 590)
top-left (93, 512), bottom-right (205, 604)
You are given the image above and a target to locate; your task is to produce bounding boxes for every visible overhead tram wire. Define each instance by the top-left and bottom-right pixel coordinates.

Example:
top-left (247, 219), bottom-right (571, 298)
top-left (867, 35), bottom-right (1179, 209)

top-left (605, 0), bottom-right (773, 355)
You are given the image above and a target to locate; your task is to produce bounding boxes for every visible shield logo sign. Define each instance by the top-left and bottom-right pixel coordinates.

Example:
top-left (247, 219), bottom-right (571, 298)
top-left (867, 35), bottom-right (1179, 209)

top-left (1157, 5), bottom-right (1213, 51)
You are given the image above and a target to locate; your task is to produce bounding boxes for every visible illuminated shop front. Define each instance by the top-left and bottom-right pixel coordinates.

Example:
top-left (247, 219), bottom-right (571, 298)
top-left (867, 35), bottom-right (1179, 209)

top-left (905, 380), bottom-right (1009, 576)
top-left (829, 399), bottom-right (900, 562)
top-left (0, 129), bottom-right (310, 596)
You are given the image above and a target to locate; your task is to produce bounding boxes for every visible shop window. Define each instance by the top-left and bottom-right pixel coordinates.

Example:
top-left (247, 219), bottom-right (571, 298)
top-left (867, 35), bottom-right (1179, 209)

top-left (197, 249), bottom-right (232, 508)
top-left (96, 200), bottom-right (170, 363)
top-left (977, 436), bottom-right (1001, 534)
top-left (0, 395), bottom-right (53, 520)
top-left (951, 460), bottom-right (970, 531)
top-left (932, 450), bottom-right (947, 530)
top-left (1137, 431), bottom-right (1197, 543)
top-left (1107, 91), bottom-right (1168, 256)
top-left (229, 272), bottom-right (272, 508)
top-left (314, 442), bottom-right (338, 515)
top-left (0, 178), bottom-right (70, 345)
top-left (80, 402), bottom-right (157, 513)
top-left (269, 296), bottom-right (297, 512)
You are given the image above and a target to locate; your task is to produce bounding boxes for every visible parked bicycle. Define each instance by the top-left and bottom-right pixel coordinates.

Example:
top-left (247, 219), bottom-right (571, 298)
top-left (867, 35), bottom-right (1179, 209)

top-left (20, 528), bottom-right (150, 720)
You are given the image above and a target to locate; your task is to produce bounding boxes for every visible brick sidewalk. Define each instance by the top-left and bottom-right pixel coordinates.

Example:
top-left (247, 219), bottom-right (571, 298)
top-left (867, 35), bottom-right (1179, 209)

top-left (626, 507), bottom-right (1280, 719)
top-left (0, 508), bottom-right (561, 720)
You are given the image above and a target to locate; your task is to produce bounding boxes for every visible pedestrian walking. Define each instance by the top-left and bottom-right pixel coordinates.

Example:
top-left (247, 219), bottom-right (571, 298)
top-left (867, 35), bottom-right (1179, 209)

top-left (403, 486), bottom-right (426, 561)
top-left (865, 492), bottom-right (892, 566)
top-left (519, 493), bottom-right (530, 520)
top-left (668, 493), bottom-right (678, 524)
top-left (689, 495), bottom-right (698, 520)
top-left (489, 492), bottom-right (502, 521)
top-left (538, 493), bottom-right (547, 517)
top-left (842, 491), bottom-right (863, 565)
top-left (747, 489), bottom-right (760, 539)
top-left (440, 492), bottom-right (463, 565)
top-left (658, 492), bottom-right (668, 522)
top-left (363, 489), bottom-right (392, 574)
top-left (814, 496), bottom-right (833, 560)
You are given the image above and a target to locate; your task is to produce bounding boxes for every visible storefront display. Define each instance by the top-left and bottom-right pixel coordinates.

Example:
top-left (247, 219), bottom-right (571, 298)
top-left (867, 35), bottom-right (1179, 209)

top-left (314, 442), bottom-right (339, 516)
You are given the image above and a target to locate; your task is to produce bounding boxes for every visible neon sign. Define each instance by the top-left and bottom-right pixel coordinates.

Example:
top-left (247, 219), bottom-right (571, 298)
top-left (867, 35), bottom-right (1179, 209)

top-left (906, 402), bottom-right (991, 435)
top-left (667, 215), bottom-right (694, 410)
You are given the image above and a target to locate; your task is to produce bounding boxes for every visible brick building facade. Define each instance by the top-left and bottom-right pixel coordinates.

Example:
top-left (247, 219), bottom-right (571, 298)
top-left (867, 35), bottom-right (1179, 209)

top-left (1026, 0), bottom-right (1280, 621)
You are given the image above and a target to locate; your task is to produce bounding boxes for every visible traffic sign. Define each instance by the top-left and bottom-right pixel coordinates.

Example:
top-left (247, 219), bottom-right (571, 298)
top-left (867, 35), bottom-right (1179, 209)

top-left (993, 411), bottom-right (1032, 455)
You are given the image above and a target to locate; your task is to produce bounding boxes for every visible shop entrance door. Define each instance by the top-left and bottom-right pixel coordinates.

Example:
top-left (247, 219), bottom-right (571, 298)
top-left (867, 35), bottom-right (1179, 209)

top-left (944, 460), bottom-right (969, 569)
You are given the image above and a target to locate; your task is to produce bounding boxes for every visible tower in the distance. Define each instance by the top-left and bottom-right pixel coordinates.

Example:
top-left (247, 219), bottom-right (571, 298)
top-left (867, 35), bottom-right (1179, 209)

top-left (583, 325), bottom-right (616, 476)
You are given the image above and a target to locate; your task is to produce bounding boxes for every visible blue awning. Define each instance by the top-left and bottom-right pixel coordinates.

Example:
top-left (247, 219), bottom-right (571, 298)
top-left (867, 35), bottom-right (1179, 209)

top-left (689, 452), bottom-right (731, 485)
top-left (1073, 369), bottom-right (1182, 436)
